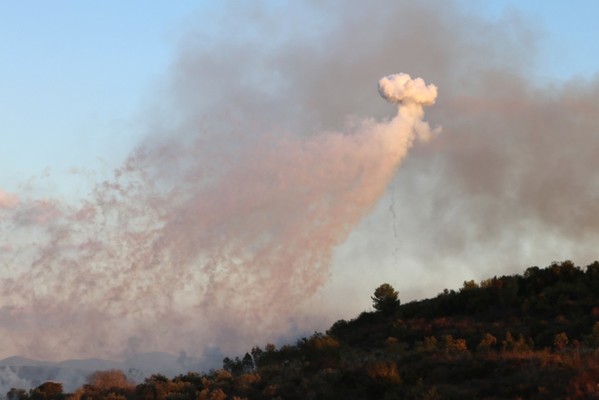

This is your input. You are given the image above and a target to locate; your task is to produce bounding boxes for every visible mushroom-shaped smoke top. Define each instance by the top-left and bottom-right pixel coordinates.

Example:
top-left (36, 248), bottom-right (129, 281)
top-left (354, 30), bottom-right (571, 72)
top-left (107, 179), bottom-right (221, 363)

top-left (378, 73), bottom-right (437, 105)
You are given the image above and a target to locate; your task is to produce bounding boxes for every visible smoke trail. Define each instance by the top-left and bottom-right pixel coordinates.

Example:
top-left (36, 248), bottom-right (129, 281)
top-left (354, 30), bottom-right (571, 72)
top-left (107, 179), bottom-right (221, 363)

top-left (0, 73), bottom-right (437, 361)
top-left (388, 181), bottom-right (400, 259)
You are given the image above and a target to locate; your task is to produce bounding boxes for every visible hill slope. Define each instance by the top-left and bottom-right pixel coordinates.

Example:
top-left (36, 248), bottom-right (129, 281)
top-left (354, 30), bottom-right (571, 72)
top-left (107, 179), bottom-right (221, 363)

top-left (8, 260), bottom-right (599, 399)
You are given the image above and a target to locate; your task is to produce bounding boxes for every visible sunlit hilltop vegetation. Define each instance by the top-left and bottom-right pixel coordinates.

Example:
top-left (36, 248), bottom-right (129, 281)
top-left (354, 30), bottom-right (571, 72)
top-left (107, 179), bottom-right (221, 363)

top-left (8, 260), bottom-right (599, 399)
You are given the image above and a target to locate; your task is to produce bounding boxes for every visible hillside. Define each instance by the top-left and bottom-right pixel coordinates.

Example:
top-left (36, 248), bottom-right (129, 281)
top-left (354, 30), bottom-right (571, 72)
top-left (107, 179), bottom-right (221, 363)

top-left (8, 260), bottom-right (599, 400)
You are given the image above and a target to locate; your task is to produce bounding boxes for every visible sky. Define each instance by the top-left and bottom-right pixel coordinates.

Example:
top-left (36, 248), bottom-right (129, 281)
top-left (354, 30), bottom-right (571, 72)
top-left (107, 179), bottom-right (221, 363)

top-left (1, 1), bottom-right (599, 365)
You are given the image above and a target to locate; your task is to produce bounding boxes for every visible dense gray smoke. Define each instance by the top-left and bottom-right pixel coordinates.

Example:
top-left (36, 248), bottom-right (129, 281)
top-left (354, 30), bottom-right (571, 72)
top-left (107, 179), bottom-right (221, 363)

top-left (1, 0), bottom-right (599, 363)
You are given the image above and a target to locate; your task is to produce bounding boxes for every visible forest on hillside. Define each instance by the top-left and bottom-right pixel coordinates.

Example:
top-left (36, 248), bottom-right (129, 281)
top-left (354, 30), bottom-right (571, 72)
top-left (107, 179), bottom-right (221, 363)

top-left (8, 260), bottom-right (599, 399)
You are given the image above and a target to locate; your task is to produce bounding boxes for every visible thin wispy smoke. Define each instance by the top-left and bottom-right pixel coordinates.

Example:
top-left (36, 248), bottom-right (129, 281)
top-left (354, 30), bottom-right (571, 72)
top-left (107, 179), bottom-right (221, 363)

top-left (2, 0), bottom-right (599, 364)
top-left (0, 190), bottom-right (18, 209)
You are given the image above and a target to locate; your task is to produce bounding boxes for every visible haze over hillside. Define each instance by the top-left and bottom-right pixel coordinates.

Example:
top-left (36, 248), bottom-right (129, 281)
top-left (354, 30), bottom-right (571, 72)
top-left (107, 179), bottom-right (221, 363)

top-left (5, 261), bottom-right (599, 399)
top-left (0, 351), bottom-right (226, 395)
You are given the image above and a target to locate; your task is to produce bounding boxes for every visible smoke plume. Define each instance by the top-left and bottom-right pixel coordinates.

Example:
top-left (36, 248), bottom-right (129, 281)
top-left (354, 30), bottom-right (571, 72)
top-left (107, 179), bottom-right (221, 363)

top-left (0, 69), bottom-right (437, 361)
top-left (2, 0), bottom-right (599, 365)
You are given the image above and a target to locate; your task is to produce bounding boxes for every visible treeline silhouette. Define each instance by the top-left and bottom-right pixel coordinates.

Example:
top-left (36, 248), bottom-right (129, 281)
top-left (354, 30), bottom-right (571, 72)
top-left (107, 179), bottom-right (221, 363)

top-left (8, 260), bottom-right (599, 399)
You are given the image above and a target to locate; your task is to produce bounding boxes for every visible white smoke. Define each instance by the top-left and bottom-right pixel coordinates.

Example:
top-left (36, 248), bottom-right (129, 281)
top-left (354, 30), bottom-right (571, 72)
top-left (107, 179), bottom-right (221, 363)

top-left (378, 73), bottom-right (437, 106)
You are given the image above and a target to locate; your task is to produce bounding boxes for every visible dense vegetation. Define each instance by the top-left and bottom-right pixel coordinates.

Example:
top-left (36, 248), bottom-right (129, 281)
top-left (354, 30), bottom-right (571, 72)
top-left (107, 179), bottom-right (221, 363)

top-left (8, 260), bottom-right (599, 399)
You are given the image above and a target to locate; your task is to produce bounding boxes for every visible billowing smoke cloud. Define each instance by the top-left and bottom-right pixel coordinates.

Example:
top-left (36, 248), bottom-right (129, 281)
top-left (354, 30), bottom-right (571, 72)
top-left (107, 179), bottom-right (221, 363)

top-left (378, 73), bottom-right (437, 106)
top-left (2, 0), bottom-right (599, 365)
top-left (0, 68), bottom-right (437, 361)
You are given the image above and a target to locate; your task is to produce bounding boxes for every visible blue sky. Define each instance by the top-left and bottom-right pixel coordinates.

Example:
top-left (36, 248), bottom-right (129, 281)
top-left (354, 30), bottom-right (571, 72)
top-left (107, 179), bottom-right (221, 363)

top-left (469, 0), bottom-right (599, 80)
top-left (1, 2), bottom-right (202, 192)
